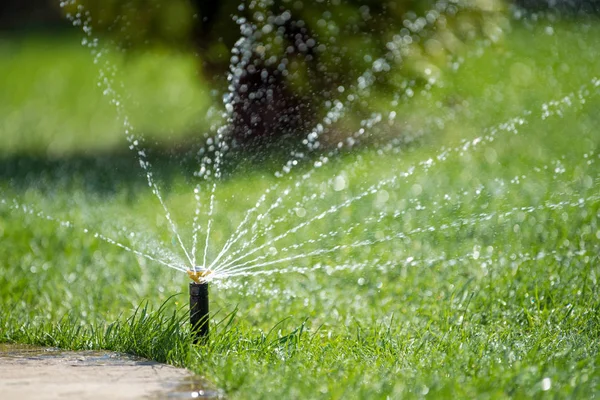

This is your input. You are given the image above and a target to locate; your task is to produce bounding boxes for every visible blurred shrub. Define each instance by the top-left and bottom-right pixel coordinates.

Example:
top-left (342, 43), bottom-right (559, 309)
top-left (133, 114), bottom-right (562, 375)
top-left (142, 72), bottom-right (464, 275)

top-left (515, 0), bottom-right (599, 14)
top-left (62, 0), bottom-right (507, 145)
top-left (61, 0), bottom-right (195, 47)
top-left (190, 0), bottom-right (507, 146)
top-left (0, 0), bottom-right (64, 31)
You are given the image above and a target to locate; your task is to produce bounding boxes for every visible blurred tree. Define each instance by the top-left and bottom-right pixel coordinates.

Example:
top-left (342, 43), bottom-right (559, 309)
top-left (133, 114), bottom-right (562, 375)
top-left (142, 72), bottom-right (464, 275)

top-left (61, 0), bottom-right (195, 47)
top-left (188, 0), bottom-right (506, 147)
top-left (61, 0), bottom-right (506, 147)
top-left (515, 0), bottom-right (599, 13)
top-left (0, 0), bottom-right (65, 31)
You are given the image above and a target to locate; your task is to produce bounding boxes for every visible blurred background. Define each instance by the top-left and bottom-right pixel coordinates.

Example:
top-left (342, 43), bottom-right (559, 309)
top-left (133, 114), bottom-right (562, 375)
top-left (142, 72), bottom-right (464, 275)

top-left (2, 0), bottom-right (596, 160)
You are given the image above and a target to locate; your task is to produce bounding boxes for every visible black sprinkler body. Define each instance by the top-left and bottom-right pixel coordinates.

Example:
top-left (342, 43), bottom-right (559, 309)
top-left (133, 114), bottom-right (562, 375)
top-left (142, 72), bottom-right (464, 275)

top-left (189, 281), bottom-right (209, 343)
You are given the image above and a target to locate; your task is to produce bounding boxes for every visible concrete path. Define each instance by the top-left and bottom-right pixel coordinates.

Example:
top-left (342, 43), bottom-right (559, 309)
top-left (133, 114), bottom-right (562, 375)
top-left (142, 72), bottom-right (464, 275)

top-left (0, 343), bottom-right (218, 399)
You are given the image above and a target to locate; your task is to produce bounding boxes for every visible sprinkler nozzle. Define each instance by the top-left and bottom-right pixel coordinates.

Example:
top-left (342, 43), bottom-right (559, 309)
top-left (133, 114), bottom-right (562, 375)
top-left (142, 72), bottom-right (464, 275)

top-left (187, 268), bottom-right (213, 283)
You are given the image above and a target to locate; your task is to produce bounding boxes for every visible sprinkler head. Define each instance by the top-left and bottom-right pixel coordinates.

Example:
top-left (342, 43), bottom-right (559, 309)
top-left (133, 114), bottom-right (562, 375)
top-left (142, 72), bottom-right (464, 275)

top-left (187, 268), bottom-right (213, 283)
top-left (189, 281), bottom-right (209, 343)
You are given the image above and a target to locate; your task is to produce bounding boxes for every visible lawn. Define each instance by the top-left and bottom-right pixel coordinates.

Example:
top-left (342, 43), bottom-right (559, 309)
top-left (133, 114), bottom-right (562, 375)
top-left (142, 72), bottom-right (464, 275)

top-left (1, 15), bottom-right (600, 399)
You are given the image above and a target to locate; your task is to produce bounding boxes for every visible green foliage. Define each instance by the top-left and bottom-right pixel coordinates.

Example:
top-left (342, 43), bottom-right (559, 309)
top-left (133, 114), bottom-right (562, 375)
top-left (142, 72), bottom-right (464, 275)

top-left (62, 0), bottom-right (195, 47)
top-left (193, 0), bottom-right (506, 86)
top-left (60, 0), bottom-right (507, 120)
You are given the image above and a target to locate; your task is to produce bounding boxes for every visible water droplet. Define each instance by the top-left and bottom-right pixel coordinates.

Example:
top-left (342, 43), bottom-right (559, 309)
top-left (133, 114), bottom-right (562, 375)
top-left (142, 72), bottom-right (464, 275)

top-left (375, 190), bottom-right (389, 206)
top-left (333, 175), bottom-right (346, 191)
top-left (541, 377), bottom-right (551, 391)
top-left (295, 208), bottom-right (306, 217)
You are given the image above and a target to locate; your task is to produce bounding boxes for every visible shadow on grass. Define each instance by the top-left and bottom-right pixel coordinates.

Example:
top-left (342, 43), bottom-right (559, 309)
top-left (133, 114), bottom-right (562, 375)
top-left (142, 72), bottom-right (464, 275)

top-left (0, 134), bottom-right (320, 197)
top-left (0, 148), bottom-right (201, 197)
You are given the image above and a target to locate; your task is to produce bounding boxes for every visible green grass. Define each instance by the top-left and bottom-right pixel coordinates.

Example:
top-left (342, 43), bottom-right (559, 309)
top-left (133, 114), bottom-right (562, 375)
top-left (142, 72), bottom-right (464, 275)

top-left (1, 17), bottom-right (600, 399)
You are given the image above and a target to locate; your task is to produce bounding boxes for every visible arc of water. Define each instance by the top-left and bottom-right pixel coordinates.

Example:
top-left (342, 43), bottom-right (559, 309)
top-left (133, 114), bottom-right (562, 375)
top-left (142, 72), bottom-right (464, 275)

top-left (221, 147), bottom-right (595, 274)
top-left (93, 230), bottom-right (186, 272)
top-left (211, 157), bottom-right (328, 270)
top-left (217, 182), bottom-right (492, 275)
top-left (216, 226), bottom-right (362, 276)
top-left (63, 1), bottom-right (599, 275)
top-left (213, 182), bottom-right (390, 273)
top-left (190, 184), bottom-right (202, 269)
top-left (220, 242), bottom-right (598, 286)
top-left (201, 13), bottom-right (258, 268)
top-left (214, 131), bottom-right (493, 271)
top-left (62, 3), bottom-right (195, 268)
top-left (211, 90), bottom-right (373, 267)
top-left (208, 190), bottom-right (272, 269)
top-left (218, 193), bottom-right (600, 277)
top-left (210, 162), bottom-right (320, 270)
top-left (2, 197), bottom-right (185, 272)
top-left (215, 78), bottom-right (599, 272)
top-left (207, 12), bottom-right (311, 268)
top-left (235, 28), bottom-right (500, 249)
top-left (219, 260), bottom-right (375, 280)
top-left (144, 170), bottom-right (194, 267)
top-left (202, 182), bottom-right (217, 268)
top-left (223, 91), bottom-right (450, 262)
top-left (213, 1), bottom-right (488, 267)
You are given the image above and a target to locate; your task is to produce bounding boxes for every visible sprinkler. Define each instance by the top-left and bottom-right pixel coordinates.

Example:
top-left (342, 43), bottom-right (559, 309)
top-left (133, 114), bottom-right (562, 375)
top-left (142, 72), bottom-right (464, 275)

top-left (188, 268), bottom-right (212, 343)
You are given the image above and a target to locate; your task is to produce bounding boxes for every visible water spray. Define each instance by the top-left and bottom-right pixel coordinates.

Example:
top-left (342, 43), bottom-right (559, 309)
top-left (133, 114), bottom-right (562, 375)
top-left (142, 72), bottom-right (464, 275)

top-left (188, 268), bottom-right (212, 343)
